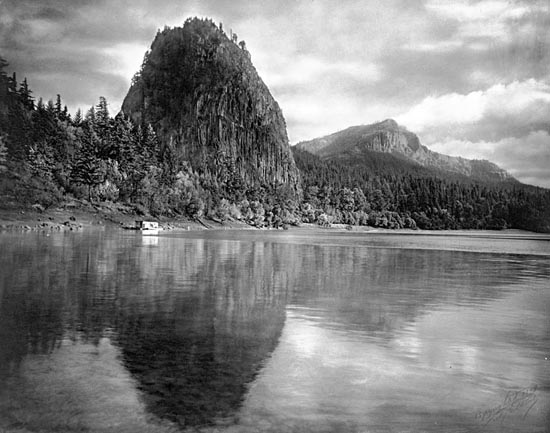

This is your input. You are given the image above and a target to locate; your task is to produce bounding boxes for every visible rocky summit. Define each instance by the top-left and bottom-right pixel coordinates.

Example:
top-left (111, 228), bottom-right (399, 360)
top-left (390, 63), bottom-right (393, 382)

top-left (296, 119), bottom-right (514, 183)
top-left (122, 18), bottom-right (299, 191)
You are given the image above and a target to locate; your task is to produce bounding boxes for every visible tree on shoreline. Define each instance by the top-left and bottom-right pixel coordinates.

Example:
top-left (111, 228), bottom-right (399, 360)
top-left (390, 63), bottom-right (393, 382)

top-left (0, 134), bottom-right (8, 173)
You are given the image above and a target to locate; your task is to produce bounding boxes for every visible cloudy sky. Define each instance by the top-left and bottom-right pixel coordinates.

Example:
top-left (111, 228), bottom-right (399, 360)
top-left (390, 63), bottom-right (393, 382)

top-left (1, 0), bottom-right (549, 187)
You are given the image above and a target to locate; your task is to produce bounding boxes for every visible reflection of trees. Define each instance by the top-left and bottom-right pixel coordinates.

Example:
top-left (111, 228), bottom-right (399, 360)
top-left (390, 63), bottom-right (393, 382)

top-left (0, 231), bottom-right (135, 381)
top-left (0, 290), bottom-right (64, 380)
top-left (0, 234), bottom-right (67, 381)
top-left (289, 245), bottom-right (533, 336)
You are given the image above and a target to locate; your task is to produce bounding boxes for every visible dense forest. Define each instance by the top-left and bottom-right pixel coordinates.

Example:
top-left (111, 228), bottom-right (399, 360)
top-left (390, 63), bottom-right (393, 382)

top-left (293, 148), bottom-right (550, 232)
top-left (1, 52), bottom-right (549, 232)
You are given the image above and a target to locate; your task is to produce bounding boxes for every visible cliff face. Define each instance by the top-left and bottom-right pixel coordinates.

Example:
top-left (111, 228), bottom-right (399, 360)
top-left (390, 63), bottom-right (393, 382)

top-left (122, 18), bottom-right (299, 190)
top-left (296, 119), bottom-right (514, 183)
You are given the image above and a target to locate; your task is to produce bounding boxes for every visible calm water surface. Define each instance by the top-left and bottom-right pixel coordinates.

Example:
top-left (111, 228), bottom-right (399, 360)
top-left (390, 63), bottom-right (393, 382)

top-left (0, 228), bottom-right (549, 432)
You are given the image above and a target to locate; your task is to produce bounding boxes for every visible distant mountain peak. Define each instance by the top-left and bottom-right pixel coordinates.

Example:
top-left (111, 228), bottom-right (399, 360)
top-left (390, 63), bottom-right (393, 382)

top-left (376, 118), bottom-right (399, 129)
top-left (296, 120), bottom-right (514, 183)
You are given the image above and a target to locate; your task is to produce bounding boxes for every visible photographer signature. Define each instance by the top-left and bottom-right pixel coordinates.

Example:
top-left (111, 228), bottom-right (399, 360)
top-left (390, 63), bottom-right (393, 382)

top-left (475, 385), bottom-right (538, 425)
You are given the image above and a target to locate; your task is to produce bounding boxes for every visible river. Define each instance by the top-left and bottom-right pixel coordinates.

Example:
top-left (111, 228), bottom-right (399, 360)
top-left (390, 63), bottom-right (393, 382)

top-left (0, 228), bottom-right (549, 432)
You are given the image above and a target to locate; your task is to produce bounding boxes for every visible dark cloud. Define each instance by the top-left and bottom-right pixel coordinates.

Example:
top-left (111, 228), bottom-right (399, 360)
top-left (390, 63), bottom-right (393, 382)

top-left (380, 39), bottom-right (549, 103)
top-left (32, 6), bottom-right (70, 21)
top-left (0, 0), bottom-right (158, 112)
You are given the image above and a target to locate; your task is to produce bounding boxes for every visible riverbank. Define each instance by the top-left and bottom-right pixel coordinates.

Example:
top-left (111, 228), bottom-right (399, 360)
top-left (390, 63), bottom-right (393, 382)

top-left (0, 201), bottom-right (544, 238)
top-left (0, 200), bottom-right (253, 232)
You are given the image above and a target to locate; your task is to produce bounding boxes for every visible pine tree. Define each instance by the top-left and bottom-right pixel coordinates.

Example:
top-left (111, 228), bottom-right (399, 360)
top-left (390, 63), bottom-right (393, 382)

top-left (93, 97), bottom-right (117, 159)
top-left (19, 78), bottom-right (34, 110)
top-left (96, 96), bottom-right (109, 125)
top-left (73, 108), bottom-right (83, 126)
top-left (0, 57), bottom-right (9, 114)
top-left (55, 94), bottom-right (62, 116)
top-left (8, 72), bottom-right (17, 93)
top-left (143, 123), bottom-right (159, 160)
top-left (112, 115), bottom-right (138, 199)
top-left (0, 133), bottom-right (8, 172)
top-left (85, 106), bottom-right (96, 124)
top-left (0, 57), bottom-right (8, 80)
top-left (71, 137), bottom-right (106, 201)
top-left (46, 99), bottom-right (55, 114)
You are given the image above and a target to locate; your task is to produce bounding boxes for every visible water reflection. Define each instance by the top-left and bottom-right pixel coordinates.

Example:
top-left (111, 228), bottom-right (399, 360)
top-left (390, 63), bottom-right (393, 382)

top-left (0, 235), bottom-right (67, 379)
top-left (0, 230), bottom-right (549, 432)
top-left (0, 232), bottom-right (290, 429)
top-left (287, 245), bottom-right (541, 338)
top-left (238, 281), bottom-right (550, 433)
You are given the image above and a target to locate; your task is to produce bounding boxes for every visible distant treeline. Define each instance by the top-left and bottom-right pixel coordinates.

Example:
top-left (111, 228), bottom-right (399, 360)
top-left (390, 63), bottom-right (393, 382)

top-left (1, 56), bottom-right (549, 232)
top-left (292, 148), bottom-right (550, 232)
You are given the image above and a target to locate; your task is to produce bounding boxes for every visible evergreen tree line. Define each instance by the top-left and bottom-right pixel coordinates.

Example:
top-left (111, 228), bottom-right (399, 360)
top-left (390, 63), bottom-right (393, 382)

top-left (1, 57), bottom-right (549, 232)
top-left (292, 148), bottom-right (550, 232)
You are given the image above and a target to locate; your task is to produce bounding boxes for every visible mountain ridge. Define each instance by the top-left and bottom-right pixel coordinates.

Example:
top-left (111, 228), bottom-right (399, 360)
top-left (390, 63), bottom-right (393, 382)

top-left (295, 119), bottom-right (515, 183)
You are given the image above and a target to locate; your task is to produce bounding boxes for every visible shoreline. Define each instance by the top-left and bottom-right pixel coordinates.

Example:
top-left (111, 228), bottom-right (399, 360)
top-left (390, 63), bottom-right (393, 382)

top-left (0, 203), bottom-right (545, 238)
top-left (0, 200), bottom-right (259, 233)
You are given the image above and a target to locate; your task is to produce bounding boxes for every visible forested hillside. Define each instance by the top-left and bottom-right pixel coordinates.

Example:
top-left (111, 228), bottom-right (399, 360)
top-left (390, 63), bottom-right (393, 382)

top-left (293, 148), bottom-right (550, 232)
top-left (296, 119), bottom-right (514, 183)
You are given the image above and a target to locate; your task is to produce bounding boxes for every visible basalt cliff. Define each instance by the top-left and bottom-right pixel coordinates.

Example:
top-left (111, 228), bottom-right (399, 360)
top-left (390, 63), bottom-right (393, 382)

top-left (122, 18), bottom-right (299, 191)
top-left (296, 119), bottom-right (515, 183)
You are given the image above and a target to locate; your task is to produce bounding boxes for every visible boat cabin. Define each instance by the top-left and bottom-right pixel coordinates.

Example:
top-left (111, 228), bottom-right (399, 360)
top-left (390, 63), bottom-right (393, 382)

top-left (135, 220), bottom-right (159, 230)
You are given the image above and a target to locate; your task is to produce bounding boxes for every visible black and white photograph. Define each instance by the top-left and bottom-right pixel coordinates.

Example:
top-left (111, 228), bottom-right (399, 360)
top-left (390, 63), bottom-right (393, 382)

top-left (0, 1), bottom-right (549, 432)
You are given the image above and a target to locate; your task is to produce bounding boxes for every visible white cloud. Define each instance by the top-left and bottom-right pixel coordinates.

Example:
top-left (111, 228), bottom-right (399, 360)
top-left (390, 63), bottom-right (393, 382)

top-left (424, 0), bottom-right (534, 42)
top-left (256, 56), bottom-right (380, 89)
top-left (431, 130), bottom-right (550, 187)
top-left (102, 43), bottom-right (148, 82)
top-left (401, 40), bottom-right (464, 52)
top-left (397, 79), bottom-right (550, 187)
top-left (431, 138), bottom-right (496, 161)
top-left (282, 92), bottom-right (399, 144)
top-left (396, 91), bottom-right (485, 128)
top-left (396, 79), bottom-right (550, 134)
top-left (418, 0), bottom-right (548, 52)
top-left (425, 0), bottom-right (530, 22)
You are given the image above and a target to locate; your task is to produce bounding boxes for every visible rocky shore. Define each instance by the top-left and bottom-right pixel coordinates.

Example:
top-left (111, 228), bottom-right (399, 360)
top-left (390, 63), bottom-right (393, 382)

top-left (0, 200), bottom-right (253, 233)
